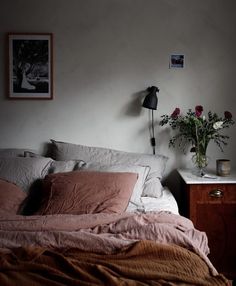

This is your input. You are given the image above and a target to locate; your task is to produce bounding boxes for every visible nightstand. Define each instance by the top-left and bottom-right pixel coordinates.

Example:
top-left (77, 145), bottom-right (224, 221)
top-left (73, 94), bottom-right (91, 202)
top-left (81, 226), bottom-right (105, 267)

top-left (178, 169), bottom-right (236, 280)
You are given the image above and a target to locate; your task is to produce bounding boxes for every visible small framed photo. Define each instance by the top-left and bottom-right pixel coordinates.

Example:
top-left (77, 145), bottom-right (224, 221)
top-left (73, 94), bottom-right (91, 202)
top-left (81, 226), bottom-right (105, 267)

top-left (7, 33), bottom-right (53, 99)
top-left (170, 54), bottom-right (185, 68)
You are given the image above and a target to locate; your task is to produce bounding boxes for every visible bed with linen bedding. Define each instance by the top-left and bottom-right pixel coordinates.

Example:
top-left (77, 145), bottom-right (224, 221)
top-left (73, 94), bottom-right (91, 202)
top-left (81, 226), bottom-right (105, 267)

top-left (0, 141), bottom-right (230, 285)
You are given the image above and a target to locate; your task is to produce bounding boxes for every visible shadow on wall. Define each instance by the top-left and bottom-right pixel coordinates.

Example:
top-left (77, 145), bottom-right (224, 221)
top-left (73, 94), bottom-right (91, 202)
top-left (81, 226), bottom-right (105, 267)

top-left (123, 90), bottom-right (147, 117)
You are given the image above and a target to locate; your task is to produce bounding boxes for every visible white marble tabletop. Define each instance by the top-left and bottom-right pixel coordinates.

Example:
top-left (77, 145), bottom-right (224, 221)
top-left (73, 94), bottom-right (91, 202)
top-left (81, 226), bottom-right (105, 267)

top-left (178, 169), bottom-right (236, 184)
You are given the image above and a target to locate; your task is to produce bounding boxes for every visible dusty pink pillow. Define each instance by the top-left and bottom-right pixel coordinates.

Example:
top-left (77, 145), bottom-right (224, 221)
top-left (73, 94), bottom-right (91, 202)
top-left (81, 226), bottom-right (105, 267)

top-left (37, 171), bottom-right (138, 215)
top-left (0, 179), bottom-right (26, 215)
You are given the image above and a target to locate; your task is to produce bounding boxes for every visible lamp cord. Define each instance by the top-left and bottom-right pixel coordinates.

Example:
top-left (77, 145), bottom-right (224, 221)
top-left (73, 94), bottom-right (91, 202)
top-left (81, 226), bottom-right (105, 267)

top-left (151, 109), bottom-right (156, 155)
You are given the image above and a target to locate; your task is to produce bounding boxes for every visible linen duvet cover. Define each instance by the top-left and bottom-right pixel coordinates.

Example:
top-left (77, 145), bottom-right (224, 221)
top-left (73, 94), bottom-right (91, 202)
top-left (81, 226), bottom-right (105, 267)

top-left (0, 212), bottom-right (229, 285)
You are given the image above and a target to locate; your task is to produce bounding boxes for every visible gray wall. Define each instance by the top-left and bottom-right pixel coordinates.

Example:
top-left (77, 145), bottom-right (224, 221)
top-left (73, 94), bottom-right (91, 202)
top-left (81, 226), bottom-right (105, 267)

top-left (1, 0), bottom-right (236, 177)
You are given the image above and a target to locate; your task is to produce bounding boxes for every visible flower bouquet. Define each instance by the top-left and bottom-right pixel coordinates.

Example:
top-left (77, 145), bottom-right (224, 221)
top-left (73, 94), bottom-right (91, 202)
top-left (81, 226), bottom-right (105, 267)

top-left (160, 105), bottom-right (234, 175)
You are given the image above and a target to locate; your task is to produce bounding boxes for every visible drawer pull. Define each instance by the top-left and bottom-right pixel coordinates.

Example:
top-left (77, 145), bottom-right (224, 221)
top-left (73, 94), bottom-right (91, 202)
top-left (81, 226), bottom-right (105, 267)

top-left (209, 189), bottom-right (224, 198)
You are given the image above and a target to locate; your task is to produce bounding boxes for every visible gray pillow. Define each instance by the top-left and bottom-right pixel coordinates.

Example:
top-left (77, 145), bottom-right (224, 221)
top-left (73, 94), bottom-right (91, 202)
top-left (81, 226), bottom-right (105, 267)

top-left (50, 140), bottom-right (168, 179)
top-left (0, 157), bottom-right (53, 192)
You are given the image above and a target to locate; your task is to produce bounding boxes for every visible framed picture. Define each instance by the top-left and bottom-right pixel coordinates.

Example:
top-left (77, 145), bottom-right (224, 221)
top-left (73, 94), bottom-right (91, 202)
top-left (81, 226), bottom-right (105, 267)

top-left (7, 33), bottom-right (53, 99)
top-left (169, 54), bottom-right (185, 68)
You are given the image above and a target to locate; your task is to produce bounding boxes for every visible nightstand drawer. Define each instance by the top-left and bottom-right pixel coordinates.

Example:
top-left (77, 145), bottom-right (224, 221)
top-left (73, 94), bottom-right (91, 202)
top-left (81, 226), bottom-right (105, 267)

top-left (188, 184), bottom-right (236, 203)
top-left (187, 184), bottom-right (236, 228)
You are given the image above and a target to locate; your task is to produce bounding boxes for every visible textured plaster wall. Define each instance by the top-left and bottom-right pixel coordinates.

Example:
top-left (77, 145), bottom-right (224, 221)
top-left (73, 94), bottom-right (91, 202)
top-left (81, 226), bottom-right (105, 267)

top-left (0, 0), bottom-right (236, 177)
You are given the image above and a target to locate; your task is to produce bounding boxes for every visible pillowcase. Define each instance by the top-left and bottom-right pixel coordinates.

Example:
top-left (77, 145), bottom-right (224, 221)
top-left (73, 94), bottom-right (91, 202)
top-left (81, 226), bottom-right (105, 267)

top-left (50, 140), bottom-right (168, 179)
top-left (36, 171), bottom-right (138, 215)
top-left (0, 148), bottom-right (36, 157)
top-left (0, 179), bottom-right (26, 215)
top-left (0, 157), bottom-right (53, 192)
top-left (81, 162), bottom-right (150, 210)
top-left (141, 177), bottom-right (164, 198)
top-left (23, 151), bottom-right (86, 174)
top-left (23, 151), bottom-right (42, 158)
top-left (49, 160), bottom-right (85, 173)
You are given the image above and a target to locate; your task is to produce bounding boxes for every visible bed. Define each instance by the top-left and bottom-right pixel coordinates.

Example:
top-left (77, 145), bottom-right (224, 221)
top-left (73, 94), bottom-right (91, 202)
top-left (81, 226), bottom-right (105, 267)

top-left (0, 141), bottom-right (230, 286)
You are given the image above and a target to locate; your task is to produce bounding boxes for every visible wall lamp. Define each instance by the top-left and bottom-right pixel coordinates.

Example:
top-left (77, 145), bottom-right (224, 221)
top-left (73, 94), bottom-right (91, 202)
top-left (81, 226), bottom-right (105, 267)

top-left (142, 86), bottom-right (159, 155)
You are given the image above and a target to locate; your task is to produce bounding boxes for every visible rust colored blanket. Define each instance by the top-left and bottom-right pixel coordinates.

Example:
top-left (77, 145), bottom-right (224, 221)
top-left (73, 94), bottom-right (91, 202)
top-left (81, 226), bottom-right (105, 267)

top-left (0, 240), bottom-right (229, 286)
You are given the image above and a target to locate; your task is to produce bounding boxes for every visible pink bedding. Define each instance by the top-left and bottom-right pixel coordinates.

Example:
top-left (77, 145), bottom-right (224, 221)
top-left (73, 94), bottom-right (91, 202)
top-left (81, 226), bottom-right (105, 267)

top-left (0, 211), bottom-right (217, 276)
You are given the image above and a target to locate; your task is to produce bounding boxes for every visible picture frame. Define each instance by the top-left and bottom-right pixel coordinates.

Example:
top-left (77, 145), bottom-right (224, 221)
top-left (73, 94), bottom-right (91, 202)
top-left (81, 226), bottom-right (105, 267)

top-left (169, 54), bottom-right (185, 69)
top-left (7, 33), bottom-right (53, 99)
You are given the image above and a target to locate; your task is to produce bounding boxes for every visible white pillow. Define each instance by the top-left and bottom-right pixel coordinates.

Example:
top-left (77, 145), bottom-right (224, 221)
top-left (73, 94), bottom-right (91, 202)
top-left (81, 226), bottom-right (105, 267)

top-left (142, 177), bottom-right (164, 198)
top-left (81, 162), bottom-right (150, 210)
top-left (50, 140), bottom-right (168, 179)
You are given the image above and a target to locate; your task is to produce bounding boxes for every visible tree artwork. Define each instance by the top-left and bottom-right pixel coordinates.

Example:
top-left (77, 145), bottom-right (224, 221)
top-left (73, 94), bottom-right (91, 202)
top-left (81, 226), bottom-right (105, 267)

top-left (8, 34), bottom-right (53, 99)
top-left (13, 39), bottom-right (48, 92)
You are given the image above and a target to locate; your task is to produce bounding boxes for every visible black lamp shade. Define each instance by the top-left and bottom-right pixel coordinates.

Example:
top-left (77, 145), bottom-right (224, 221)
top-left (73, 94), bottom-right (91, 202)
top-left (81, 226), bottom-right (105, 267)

top-left (142, 86), bottom-right (159, 110)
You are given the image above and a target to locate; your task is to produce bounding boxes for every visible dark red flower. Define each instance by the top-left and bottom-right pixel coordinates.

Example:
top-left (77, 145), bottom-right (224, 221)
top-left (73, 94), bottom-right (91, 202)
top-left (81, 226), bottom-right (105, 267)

top-left (171, 108), bottom-right (180, 119)
top-left (224, 111), bottom-right (232, 120)
top-left (195, 105), bottom-right (203, 117)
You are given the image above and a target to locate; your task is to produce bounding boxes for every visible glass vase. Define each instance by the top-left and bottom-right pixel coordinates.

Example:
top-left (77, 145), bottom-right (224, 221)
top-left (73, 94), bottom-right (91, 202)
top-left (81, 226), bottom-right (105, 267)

top-left (192, 151), bottom-right (209, 177)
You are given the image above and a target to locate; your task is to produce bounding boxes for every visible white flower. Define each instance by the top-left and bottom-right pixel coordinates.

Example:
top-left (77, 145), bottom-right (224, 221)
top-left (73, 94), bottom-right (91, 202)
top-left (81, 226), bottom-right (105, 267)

top-left (202, 115), bottom-right (206, 120)
top-left (213, 121), bottom-right (223, 130)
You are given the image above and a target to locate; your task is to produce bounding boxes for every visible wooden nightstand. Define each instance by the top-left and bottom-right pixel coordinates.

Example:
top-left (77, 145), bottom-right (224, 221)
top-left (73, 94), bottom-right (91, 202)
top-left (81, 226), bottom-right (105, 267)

top-left (178, 169), bottom-right (236, 280)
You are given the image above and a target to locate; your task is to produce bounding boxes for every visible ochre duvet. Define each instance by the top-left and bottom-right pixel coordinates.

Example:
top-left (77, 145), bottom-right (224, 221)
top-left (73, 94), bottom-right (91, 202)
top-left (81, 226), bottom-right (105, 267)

top-left (0, 212), bottom-right (229, 285)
